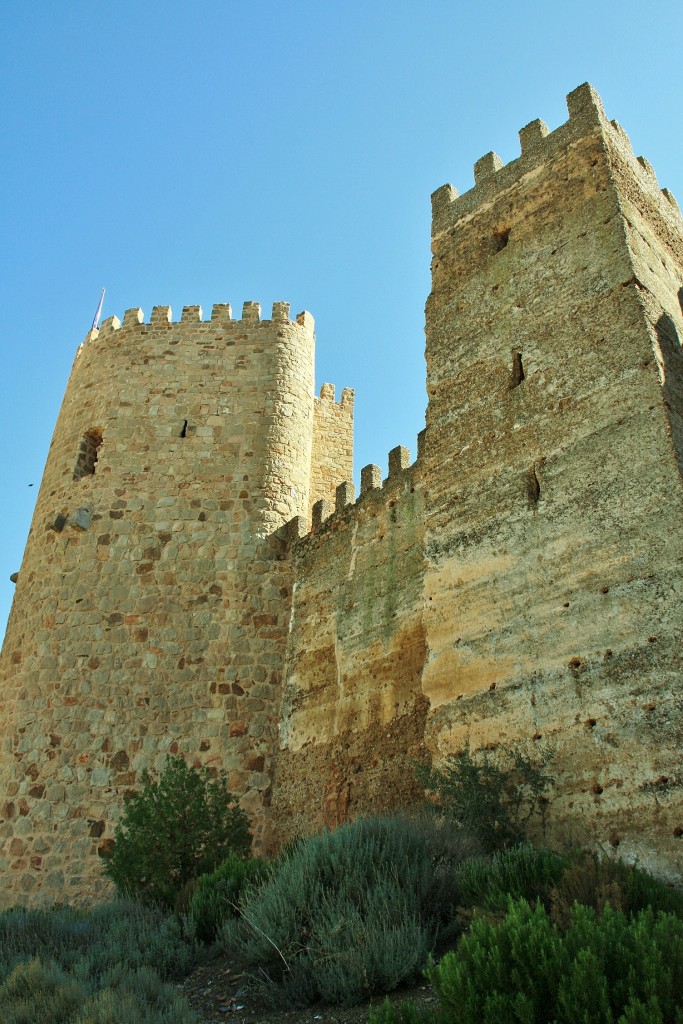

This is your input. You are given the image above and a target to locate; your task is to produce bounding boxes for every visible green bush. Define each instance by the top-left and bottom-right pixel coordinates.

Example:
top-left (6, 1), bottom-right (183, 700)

top-left (368, 997), bottom-right (437, 1024)
top-left (427, 898), bottom-right (683, 1024)
top-left (454, 845), bottom-right (567, 913)
top-left (549, 849), bottom-right (683, 928)
top-left (0, 900), bottom-right (198, 984)
top-left (104, 756), bottom-right (251, 907)
top-left (74, 965), bottom-right (198, 1023)
top-left (0, 958), bottom-right (199, 1024)
top-left (221, 815), bottom-right (468, 1008)
top-left (451, 844), bottom-right (683, 927)
top-left (187, 853), bottom-right (270, 942)
top-left (417, 743), bottom-right (554, 852)
top-left (0, 957), bottom-right (88, 1024)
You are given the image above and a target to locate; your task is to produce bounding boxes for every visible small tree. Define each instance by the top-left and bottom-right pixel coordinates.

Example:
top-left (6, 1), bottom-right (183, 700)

top-left (416, 743), bottom-right (554, 852)
top-left (104, 756), bottom-right (251, 908)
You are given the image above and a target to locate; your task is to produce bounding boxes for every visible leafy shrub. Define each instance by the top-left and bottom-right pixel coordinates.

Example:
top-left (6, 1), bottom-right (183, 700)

top-left (0, 957), bottom-right (87, 1024)
top-left (0, 957), bottom-right (199, 1024)
top-left (417, 743), bottom-right (554, 852)
top-left (454, 845), bottom-right (567, 913)
top-left (427, 898), bottom-right (683, 1024)
top-left (0, 900), bottom-right (198, 984)
top-left (221, 815), bottom-right (468, 1008)
top-left (104, 756), bottom-right (251, 907)
top-left (74, 965), bottom-right (198, 1023)
top-left (451, 844), bottom-right (683, 928)
top-left (187, 853), bottom-right (270, 942)
top-left (368, 997), bottom-right (436, 1024)
top-left (549, 849), bottom-right (683, 928)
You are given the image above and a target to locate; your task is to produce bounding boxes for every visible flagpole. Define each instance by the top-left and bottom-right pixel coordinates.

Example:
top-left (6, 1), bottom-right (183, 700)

top-left (91, 288), bottom-right (106, 331)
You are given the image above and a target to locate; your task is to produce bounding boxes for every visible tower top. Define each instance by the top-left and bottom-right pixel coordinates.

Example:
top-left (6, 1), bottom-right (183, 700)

top-left (431, 83), bottom-right (680, 238)
top-left (79, 299), bottom-right (314, 351)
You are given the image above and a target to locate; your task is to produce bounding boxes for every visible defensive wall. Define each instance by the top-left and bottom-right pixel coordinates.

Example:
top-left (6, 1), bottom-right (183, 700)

top-left (271, 442), bottom-right (428, 842)
top-left (269, 84), bottom-right (683, 877)
top-left (421, 83), bottom-right (683, 875)
top-left (0, 83), bottom-right (682, 904)
top-left (0, 301), bottom-right (352, 903)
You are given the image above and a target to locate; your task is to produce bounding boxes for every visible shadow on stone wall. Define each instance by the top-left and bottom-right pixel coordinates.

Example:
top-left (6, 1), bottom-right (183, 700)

top-left (656, 306), bottom-right (683, 480)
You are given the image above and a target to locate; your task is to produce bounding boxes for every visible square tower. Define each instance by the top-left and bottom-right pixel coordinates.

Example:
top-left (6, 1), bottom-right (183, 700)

top-left (422, 84), bottom-right (683, 872)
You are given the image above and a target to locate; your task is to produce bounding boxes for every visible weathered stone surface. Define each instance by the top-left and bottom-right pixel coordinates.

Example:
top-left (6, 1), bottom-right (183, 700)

top-left (1, 85), bottom-right (682, 905)
top-left (420, 87), bottom-right (683, 879)
top-left (269, 85), bottom-right (683, 879)
top-left (310, 385), bottom-right (354, 515)
top-left (0, 303), bottom-right (345, 905)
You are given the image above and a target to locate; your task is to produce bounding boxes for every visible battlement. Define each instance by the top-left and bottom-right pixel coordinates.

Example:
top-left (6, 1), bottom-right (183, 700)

top-left (79, 300), bottom-right (314, 351)
top-left (286, 430), bottom-right (424, 544)
top-left (316, 383), bottom-right (355, 408)
top-left (3, 84), bottom-right (682, 905)
top-left (431, 83), bottom-right (681, 237)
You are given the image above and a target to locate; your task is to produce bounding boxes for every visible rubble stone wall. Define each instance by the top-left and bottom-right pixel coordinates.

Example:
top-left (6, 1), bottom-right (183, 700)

top-left (422, 84), bottom-right (683, 877)
top-left (1, 84), bottom-right (682, 905)
top-left (270, 452), bottom-right (427, 845)
top-left (0, 302), bottom-right (319, 904)
top-left (310, 384), bottom-right (354, 514)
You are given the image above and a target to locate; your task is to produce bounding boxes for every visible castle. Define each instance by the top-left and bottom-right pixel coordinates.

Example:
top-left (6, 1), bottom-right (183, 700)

top-left (1, 83), bottom-right (682, 906)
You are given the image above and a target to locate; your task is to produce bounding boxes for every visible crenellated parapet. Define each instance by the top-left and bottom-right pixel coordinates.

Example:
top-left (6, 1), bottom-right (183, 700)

top-left (3, 83), bottom-right (683, 904)
top-left (309, 383), bottom-right (355, 514)
top-left (78, 300), bottom-right (315, 356)
top-left (286, 433), bottom-right (424, 546)
top-left (431, 83), bottom-right (681, 239)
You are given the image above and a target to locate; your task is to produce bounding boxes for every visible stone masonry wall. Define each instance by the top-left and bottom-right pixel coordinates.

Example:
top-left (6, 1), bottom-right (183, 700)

top-left (1, 83), bottom-right (681, 905)
top-left (608, 121), bottom-right (683, 478)
top-left (309, 384), bottom-right (354, 514)
top-left (272, 85), bottom-right (683, 877)
top-left (422, 84), bottom-right (683, 877)
top-left (269, 445), bottom-right (426, 845)
top-left (0, 301), bottom-right (318, 905)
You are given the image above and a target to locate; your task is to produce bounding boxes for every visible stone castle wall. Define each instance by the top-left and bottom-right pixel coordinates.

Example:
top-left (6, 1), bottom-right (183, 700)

top-left (0, 301), bottom-right (343, 904)
top-left (270, 445), bottom-right (427, 844)
top-left (309, 384), bottom-right (355, 515)
top-left (269, 85), bottom-right (683, 877)
top-left (422, 84), bottom-right (683, 875)
top-left (0, 83), bottom-right (682, 904)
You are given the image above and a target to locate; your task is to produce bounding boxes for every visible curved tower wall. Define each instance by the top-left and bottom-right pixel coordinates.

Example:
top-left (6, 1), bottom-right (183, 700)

top-left (0, 300), bottom-right (315, 905)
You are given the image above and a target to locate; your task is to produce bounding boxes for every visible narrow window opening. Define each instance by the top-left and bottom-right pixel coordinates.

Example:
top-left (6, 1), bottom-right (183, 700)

top-left (179, 420), bottom-right (188, 438)
top-left (527, 464), bottom-right (541, 507)
top-left (510, 351), bottom-right (525, 389)
top-left (493, 228), bottom-right (510, 252)
top-left (73, 428), bottom-right (103, 480)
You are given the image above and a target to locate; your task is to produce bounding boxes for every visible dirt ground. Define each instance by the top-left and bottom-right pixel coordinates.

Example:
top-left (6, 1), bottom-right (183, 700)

top-left (177, 949), bottom-right (440, 1024)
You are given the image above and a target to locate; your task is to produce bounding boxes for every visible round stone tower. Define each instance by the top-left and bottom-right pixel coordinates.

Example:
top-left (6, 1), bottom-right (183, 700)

top-left (0, 299), bottom-right (316, 905)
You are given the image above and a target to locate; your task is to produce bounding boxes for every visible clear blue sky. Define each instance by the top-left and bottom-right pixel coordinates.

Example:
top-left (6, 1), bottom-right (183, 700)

top-left (1, 0), bottom-right (682, 642)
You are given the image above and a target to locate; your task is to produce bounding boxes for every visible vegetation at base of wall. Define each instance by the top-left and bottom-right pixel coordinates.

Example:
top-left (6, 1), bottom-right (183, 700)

top-left (453, 844), bottom-right (683, 927)
top-left (2, 812), bottom-right (681, 1021)
top-left (416, 743), bottom-right (555, 853)
top-left (453, 844), bottom-right (568, 913)
top-left (0, 959), bottom-right (199, 1024)
top-left (220, 814), bottom-right (476, 1008)
top-left (430, 899), bottom-right (683, 1024)
top-left (369, 899), bottom-right (683, 1024)
top-left (0, 899), bottom-right (198, 983)
top-left (0, 901), bottom-right (200, 1023)
top-left (186, 853), bottom-right (271, 943)
top-left (103, 755), bottom-right (251, 908)
top-left (547, 848), bottom-right (683, 926)
top-left (367, 997), bottom-right (431, 1024)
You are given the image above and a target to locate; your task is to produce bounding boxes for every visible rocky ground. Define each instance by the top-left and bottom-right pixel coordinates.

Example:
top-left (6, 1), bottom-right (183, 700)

top-left (177, 950), bottom-right (439, 1024)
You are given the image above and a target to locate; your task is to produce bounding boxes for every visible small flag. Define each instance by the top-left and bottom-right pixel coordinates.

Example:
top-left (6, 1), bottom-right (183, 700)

top-left (91, 288), bottom-right (106, 331)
